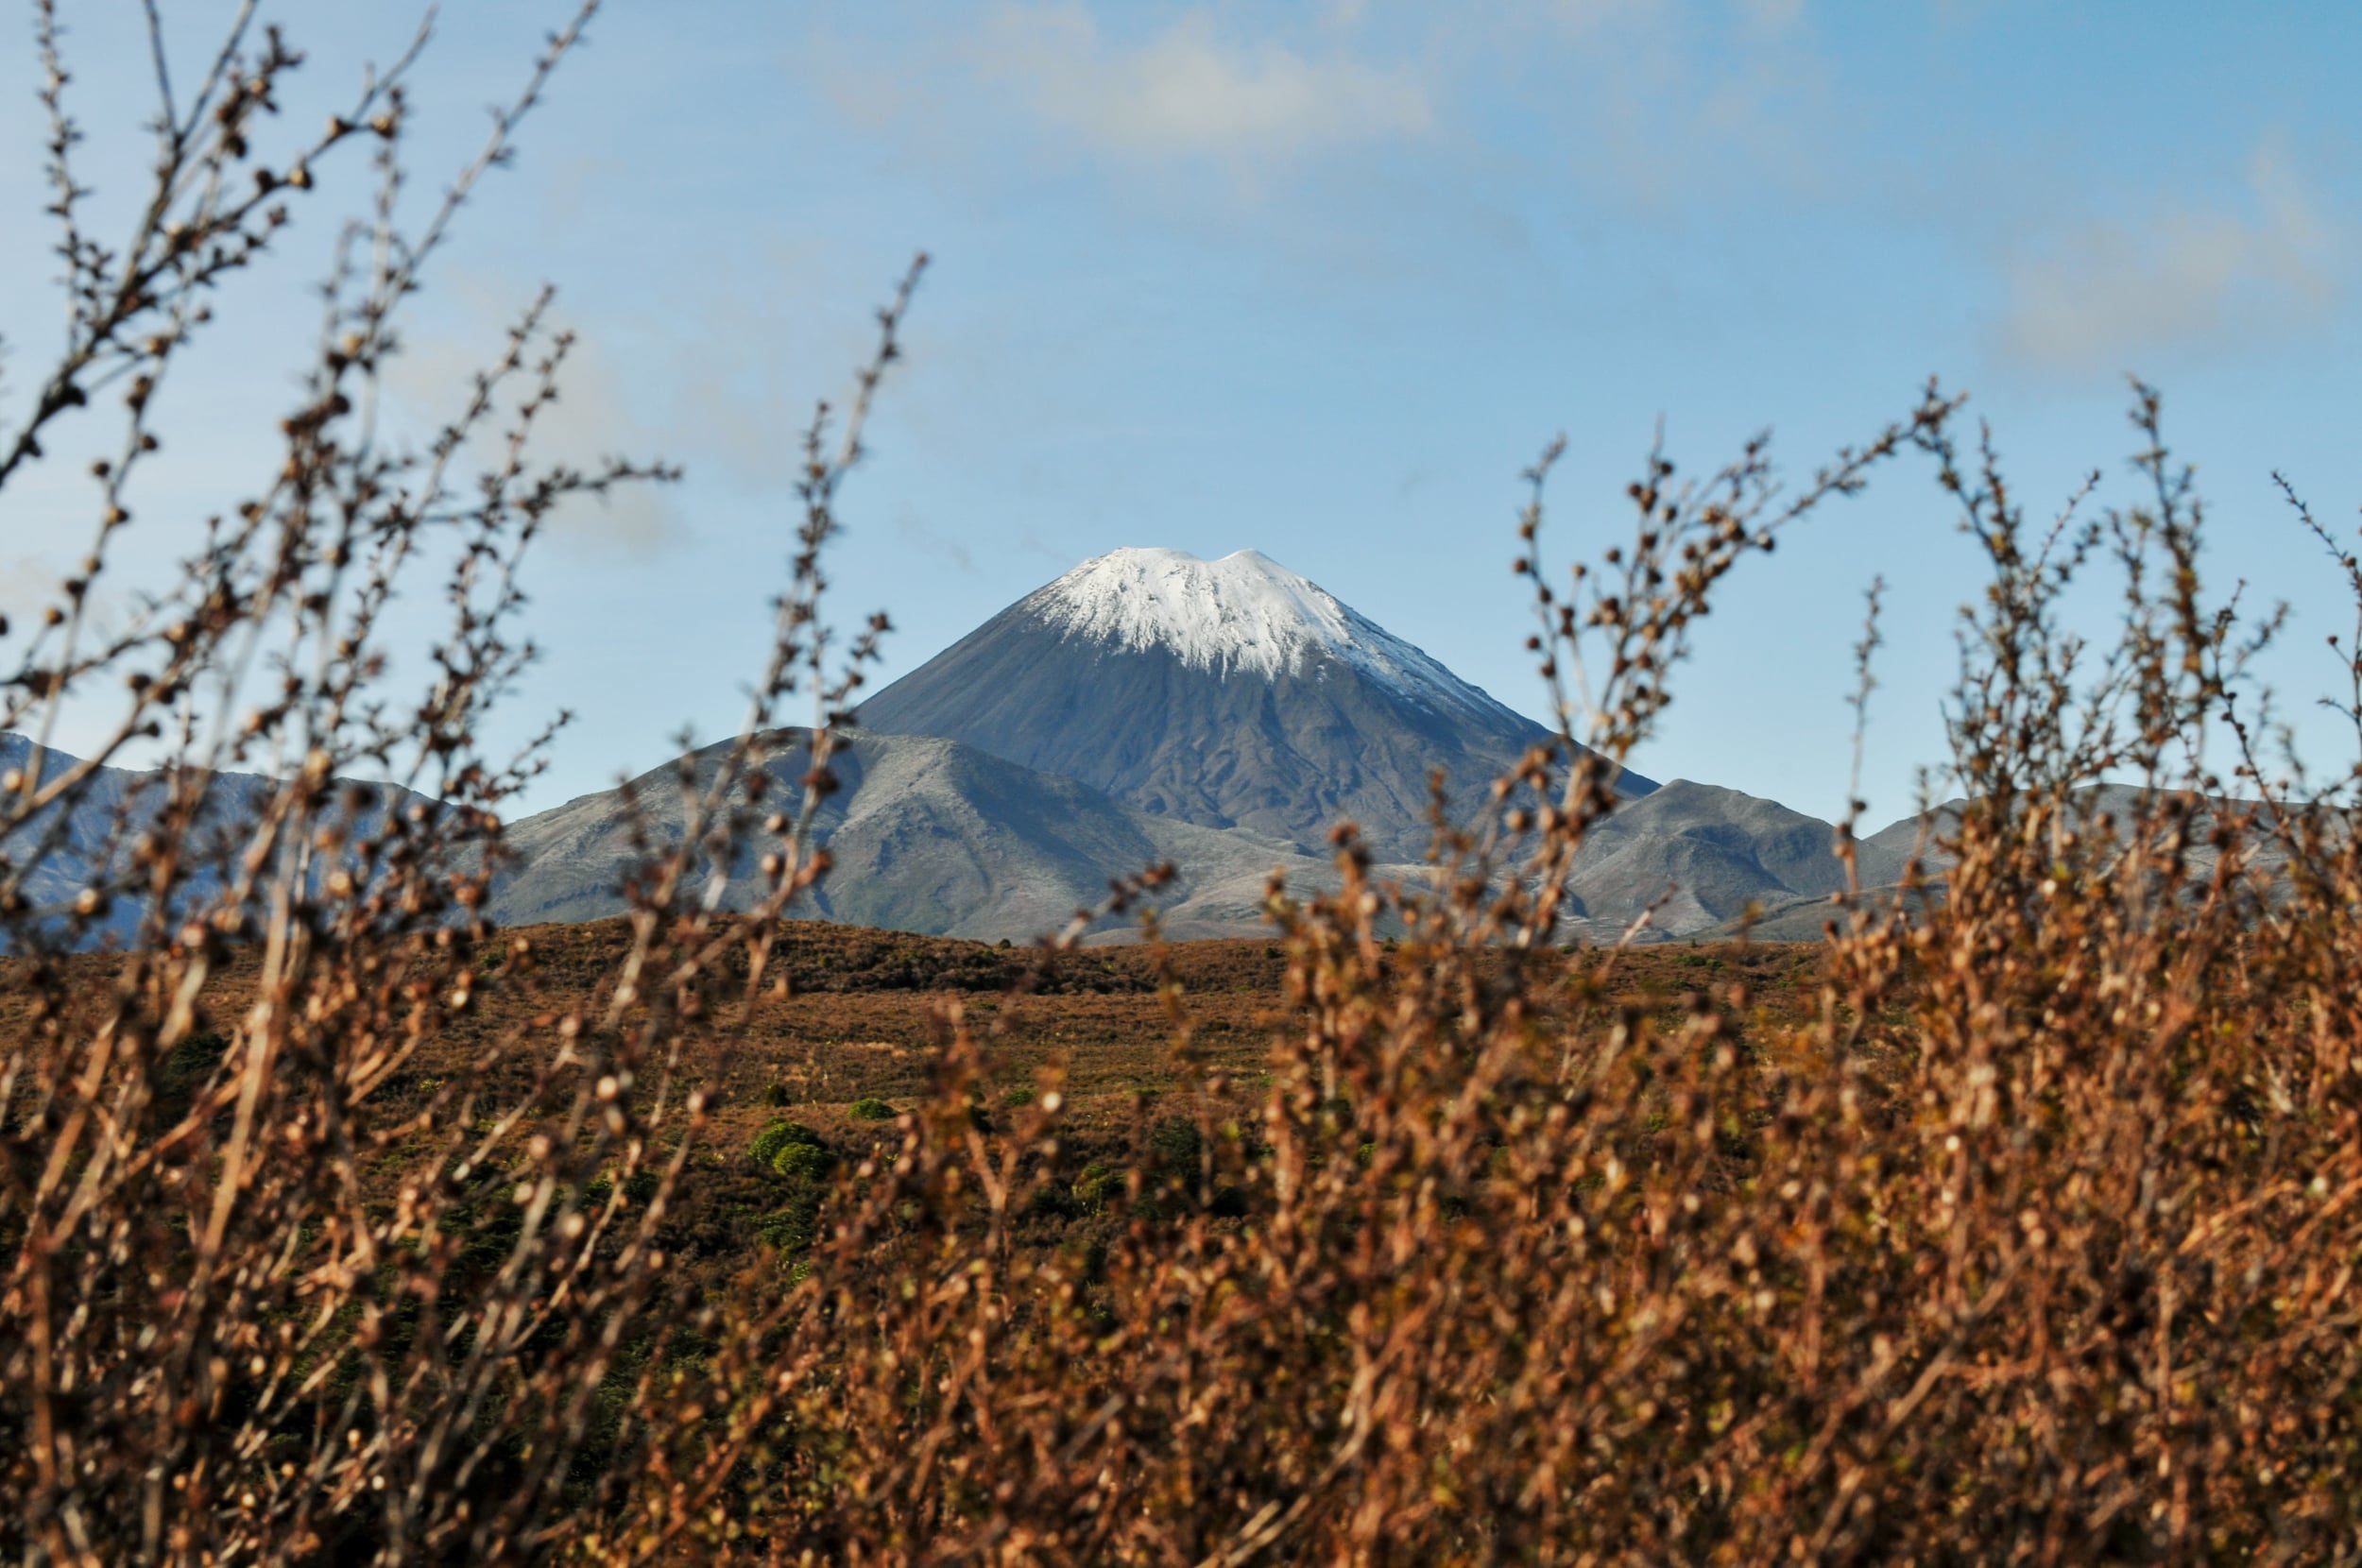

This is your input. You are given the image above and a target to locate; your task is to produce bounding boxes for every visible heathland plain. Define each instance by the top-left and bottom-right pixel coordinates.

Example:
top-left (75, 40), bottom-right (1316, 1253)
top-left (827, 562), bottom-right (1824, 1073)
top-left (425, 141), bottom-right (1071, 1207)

top-left (7, 546), bottom-right (1943, 946)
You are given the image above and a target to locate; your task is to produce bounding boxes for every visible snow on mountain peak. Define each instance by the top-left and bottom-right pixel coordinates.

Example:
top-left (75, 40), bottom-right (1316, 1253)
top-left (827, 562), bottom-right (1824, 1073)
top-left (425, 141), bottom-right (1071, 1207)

top-left (1025, 546), bottom-right (1481, 705)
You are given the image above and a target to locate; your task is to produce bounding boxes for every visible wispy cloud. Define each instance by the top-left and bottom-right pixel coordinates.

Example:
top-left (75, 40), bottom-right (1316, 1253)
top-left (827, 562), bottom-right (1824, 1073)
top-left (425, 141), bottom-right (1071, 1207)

top-left (896, 507), bottom-right (977, 574)
top-left (0, 552), bottom-right (70, 638)
top-left (963, 5), bottom-right (1431, 163)
top-left (1541, 0), bottom-right (1834, 205)
top-left (1736, 0), bottom-right (1806, 35)
top-left (388, 296), bottom-right (677, 553)
top-left (1547, 0), bottom-right (1672, 36)
top-left (800, 1), bottom-right (1840, 238)
top-left (1995, 141), bottom-right (2342, 376)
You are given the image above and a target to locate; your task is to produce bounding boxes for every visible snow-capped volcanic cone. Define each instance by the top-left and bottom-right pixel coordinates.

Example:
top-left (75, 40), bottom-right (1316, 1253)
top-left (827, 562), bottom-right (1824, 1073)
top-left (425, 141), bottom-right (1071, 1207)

top-left (858, 547), bottom-right (1654, 860)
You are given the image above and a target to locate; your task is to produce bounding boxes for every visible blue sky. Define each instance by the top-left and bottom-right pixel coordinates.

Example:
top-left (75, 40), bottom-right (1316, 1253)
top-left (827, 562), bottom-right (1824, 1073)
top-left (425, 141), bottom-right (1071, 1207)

top-left (3, 1), bottom-right (2359, 826)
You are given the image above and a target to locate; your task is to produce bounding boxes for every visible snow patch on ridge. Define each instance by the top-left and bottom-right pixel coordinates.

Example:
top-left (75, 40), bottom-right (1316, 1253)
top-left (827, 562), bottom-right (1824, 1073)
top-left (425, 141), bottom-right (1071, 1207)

top-left (1024, 547), bottom-right (1479, 704)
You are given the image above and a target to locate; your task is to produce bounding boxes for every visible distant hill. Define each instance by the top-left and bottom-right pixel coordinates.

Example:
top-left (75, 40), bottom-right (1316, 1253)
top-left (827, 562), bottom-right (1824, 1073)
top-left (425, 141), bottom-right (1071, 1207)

top-left (6, 726), bottom-right (1878, 950)
top-left (486, 728), bottom-right (1409, 944)
top-left (858, 547), bottom-right (1653, 862)
top-left (483, 733), bottom-right (1940, 946)
top-left (0, 733), bottom-right (432, 947)
top-left (1557, 779), bottom-right (1912, 940)
top-left (54, 549), bottom-right (2288, 953)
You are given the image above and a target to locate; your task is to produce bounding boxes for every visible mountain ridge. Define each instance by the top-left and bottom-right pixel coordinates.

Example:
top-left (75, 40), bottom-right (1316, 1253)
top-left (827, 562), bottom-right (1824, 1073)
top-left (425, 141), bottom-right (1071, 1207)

top-left (484, 728), bottom-right (1415, 943)
top-left (860, 546), bottom-right (1654, 861)
top-left (0, 727), bottom-right (1994, 949)
top-left (0, 547), bottom-right (2011, 949)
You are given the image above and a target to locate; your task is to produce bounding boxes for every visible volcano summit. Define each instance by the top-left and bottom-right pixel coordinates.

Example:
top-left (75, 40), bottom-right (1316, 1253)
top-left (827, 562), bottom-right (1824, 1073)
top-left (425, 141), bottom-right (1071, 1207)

top-left (859, 547), bottom-right (1654, 860)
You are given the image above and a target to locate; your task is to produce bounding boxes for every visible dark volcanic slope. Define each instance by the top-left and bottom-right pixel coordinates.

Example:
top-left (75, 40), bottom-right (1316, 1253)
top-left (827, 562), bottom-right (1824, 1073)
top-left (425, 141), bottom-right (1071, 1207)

top-left (486, 728), bottom-right (1368, 944)
top-left (859, 547), bottom-right (1653, 861)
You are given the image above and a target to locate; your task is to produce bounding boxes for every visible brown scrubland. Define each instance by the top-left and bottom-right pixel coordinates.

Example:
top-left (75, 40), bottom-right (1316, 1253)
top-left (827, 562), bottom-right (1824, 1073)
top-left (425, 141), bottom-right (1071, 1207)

top-left (9, 6), bottom-right (2362, 1564)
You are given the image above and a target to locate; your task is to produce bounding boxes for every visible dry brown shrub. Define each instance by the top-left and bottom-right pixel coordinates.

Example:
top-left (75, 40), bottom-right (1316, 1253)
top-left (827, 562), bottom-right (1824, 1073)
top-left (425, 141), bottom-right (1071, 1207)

top-left (8, 9), bottom-right (2362, 1566)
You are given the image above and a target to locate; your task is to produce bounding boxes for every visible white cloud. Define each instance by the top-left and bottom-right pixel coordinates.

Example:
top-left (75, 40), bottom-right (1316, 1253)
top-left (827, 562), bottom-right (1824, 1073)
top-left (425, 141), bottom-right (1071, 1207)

top-left (1549, 0), bottom-right (1670, 35)
top-left (965, 5), bottom-right (1430, 162)
top-left (1737, 0), bottom-right (1806, 33)
top-left (802, 1), bottom-right (1836, 229)
top-left (388, 296), bottom-right (676, 553)
top-left (1997, 142), bottom-right (2341, 375)
top-left (1493, 0), bottom-right (1836, 208)
top-left (896, 506), bottom-right (977, 574)
top-left (522, 333), bottom-right (678, 550)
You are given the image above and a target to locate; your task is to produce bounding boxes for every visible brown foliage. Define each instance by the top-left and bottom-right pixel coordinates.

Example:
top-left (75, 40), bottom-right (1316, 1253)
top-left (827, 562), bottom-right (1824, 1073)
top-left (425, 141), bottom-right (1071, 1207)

top-left (8, 9), bottom-right (2362, 1565)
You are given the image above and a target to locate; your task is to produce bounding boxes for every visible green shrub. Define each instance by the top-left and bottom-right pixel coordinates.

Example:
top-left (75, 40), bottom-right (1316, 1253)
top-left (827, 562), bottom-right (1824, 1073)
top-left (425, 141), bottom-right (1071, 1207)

top-left (1147, 1116), bottom-right (1202, 1171)
top-left (847, 1098), bottom-right (895, 1121)
top-left (584, 1167), bottom-right (663, 1209)
top-left (762, 1082), bottom-right (790, 1107)
top-left (754, 1201), bottom-right (821, 1257)
top-left (750, 1119), bottom-right (823, 1168)
top-left (771, 1141), bottom-right (830, 1182)
top-left (753, 1129), bottom-right (832, 1258)
top-left (1072, 1163), bottom-right (1121, 1211)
